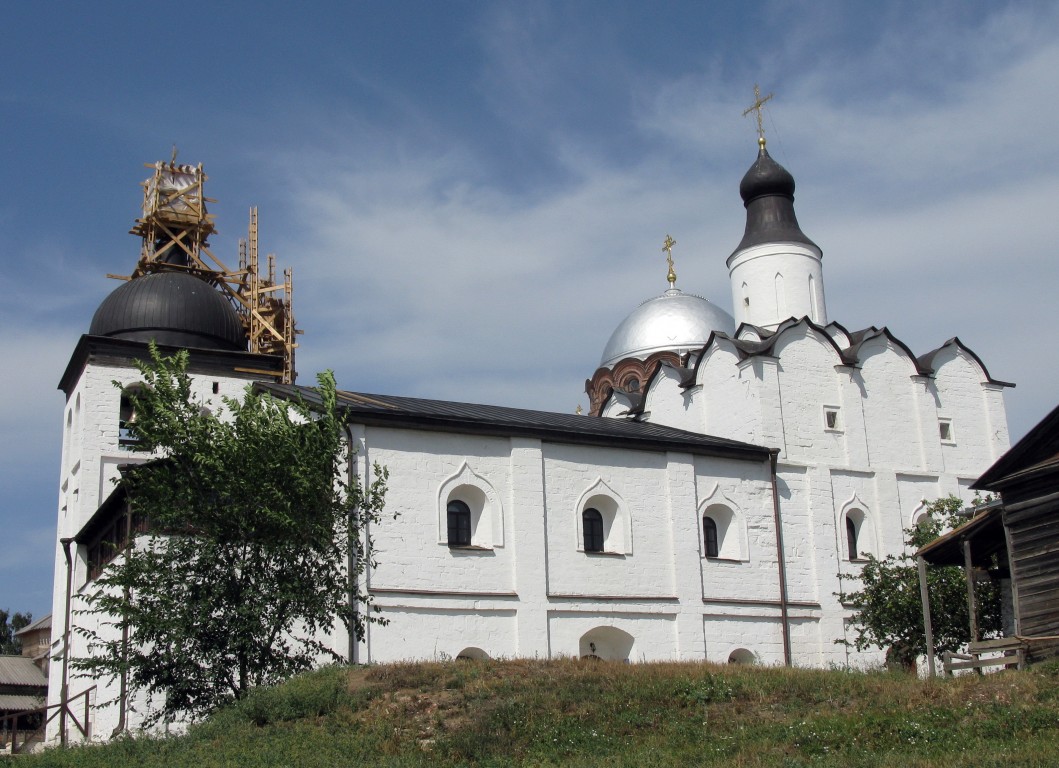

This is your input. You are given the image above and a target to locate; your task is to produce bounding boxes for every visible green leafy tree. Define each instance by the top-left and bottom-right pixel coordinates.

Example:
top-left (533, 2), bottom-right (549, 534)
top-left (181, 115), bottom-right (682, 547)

top-left (838, 496), bottom-right (1002, 669)
top-left (74, 345), bottom-right (389, 724)
top-left (0, 609), bottom-right (32, 655)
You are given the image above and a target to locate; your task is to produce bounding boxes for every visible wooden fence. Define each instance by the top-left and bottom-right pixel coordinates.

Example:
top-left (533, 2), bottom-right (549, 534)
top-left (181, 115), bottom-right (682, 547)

top-left (0, 686), bottom-right (95, 755)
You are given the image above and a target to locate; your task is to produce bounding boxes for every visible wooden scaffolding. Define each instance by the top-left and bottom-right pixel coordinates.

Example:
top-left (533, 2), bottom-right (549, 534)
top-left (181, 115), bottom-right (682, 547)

top-left (117, 160), bottom-right (298, 383)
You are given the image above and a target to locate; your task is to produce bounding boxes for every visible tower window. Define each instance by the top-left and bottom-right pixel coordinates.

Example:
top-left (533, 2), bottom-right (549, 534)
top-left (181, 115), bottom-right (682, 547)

top-left (582, 508), bottom-right (604, 553)
top-left (447, 500), bottom-right (472, 546)
top-left (939, 418), bottom-right (954, 443)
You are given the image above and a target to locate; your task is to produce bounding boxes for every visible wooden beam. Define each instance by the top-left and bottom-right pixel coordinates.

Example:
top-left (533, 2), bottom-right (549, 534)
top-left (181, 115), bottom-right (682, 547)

top-left (944, 655), bottom-right (1022, 672)
top-left (1002, 511), bottom-right (1023, 636)
top-left (964, 539), bottom-right (979, 646)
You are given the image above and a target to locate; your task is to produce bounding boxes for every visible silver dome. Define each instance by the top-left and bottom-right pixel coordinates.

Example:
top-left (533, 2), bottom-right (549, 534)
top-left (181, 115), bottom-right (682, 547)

top-left (599, 288), bottom-right (735, 368)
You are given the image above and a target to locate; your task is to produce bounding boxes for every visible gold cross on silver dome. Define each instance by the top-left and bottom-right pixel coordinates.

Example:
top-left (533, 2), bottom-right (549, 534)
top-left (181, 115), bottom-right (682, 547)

top-left (662, 234), bottom-right (677, 287)
top-left (742, 84), bottom-right (773, 148)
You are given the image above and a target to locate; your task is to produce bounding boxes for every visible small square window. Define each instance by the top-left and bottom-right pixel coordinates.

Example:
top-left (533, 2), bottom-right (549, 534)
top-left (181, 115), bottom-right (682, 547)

top-left (939, 419), bottom-right (954, 443)
top-left (823, 406), bottom-right (841, 431)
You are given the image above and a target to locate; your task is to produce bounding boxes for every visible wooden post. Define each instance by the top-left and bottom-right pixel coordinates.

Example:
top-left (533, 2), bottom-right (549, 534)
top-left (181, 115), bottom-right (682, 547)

top-left (917, 556), bottom-right (936, 677)
top-left (963, 539), bottom-right (979, 642)
top-left (1001, 515), bottom-right (1022, 636)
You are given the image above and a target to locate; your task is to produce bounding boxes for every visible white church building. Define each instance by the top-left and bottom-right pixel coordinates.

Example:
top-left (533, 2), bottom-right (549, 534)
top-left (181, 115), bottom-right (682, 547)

top-left (47, 135), bottom-right (1011, 740)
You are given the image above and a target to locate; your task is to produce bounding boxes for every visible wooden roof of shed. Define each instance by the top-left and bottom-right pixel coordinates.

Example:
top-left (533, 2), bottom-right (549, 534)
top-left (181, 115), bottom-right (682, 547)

top-left (916, 503), bottom-right (1006, 567)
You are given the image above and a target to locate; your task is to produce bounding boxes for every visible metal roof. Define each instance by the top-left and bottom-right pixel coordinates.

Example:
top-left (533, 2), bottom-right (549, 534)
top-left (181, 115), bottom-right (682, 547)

top-left (0, 656), bottom-right (47, 688)
top-left (729, 145), bottom-right (819, 260)
top-left (258, 384), bottom-right (774, 462)
top-left (599, 288), bottom-right (734, 369)
top-left (0, 694), bottom-right (44, 712)
top-left (89, 271), bottom-right (246, 351)
top-left (14, 614), bottom-right (50, 637)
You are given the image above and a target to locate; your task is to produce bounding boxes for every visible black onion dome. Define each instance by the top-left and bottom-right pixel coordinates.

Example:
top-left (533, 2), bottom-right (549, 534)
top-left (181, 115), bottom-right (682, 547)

top-left (729, 144), bottom-right (819, 262)
top-left (739, 147), bottom-right (796, 202)
top-left (90, 272), bottom-right (246, 351)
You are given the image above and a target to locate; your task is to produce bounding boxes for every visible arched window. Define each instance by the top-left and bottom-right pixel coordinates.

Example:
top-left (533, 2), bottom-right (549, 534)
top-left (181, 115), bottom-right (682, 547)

top-left (703, 516), bottom-right (719, 558)
top-left (845, 516), bottom-right (858, 560)
top-left (447, 500), bottom-right (472, 546)
top-left (583, 508), bottom-right (604, 552)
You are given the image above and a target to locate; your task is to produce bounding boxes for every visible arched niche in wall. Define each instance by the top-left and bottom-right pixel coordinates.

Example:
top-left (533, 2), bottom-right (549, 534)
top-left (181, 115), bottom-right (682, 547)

top-left (698, 485), bottom-right (748, 561)
top-left (579, 626), bottom-right (634, 661)
top-left (727, 647), bottom-right (757, 665)
top-left (839, 494), bottom-right (876, 561)
top-left (574, 478), bottom-right (631, 555)
top-left (910, 500), bottom-right (931, 530)
top-left (437, 462), bottom-right (505, 548)
top-left (456, 647), bottom-right (490, 661)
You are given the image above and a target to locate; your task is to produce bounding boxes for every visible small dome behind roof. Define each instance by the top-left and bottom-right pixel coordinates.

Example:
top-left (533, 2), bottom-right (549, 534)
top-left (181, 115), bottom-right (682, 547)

top-left (90, 271), bottom-right (247, 351)
top-left (600, 288), bottom-right (735, 368)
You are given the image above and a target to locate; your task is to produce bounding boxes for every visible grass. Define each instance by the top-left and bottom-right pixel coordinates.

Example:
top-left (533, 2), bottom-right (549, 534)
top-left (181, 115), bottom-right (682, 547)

top-left (7, 659), bottom-right (1059, 767)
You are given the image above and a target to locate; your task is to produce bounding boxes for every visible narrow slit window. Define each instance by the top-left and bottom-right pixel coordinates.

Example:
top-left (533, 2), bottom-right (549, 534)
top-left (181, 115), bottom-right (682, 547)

top-left (939, 419), bottom-right (954, 443)
top-left (845, 516), bottom-right (859, 561)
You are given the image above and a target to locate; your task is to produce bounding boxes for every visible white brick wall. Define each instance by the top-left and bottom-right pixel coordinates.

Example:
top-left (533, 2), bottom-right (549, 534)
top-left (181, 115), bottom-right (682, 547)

top-left (50, 317), bottom-right (1011, 740)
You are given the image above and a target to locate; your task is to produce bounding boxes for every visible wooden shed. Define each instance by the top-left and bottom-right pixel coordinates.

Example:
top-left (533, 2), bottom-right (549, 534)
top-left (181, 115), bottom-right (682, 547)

top-left (918, 403), bottom-right (1059, 672)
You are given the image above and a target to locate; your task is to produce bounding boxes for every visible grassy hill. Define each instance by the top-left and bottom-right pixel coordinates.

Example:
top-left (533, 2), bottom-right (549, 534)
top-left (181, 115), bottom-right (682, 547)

top-left (8, 659), bottom-right (1059, 767)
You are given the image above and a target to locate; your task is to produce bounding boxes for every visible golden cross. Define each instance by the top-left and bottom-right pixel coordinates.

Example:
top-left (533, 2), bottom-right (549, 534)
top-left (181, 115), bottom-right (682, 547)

top-left (742, 84), bottom-right (773, 144)
top-left (662, 234), bottom-right (677, 287)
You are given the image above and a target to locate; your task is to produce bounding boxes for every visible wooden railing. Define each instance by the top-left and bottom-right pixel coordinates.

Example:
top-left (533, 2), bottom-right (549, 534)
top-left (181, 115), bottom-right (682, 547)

top-left (0, 686), bottom-right (95, 755)
top-left (943, 637), bottom-right (1027, 675)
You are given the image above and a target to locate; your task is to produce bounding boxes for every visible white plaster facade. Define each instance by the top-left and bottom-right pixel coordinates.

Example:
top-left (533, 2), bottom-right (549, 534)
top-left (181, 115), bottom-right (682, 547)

top-left (47, 343), bottom-right (279, 743)
top-left (728, 241), bottom-right (827, 330)
top-left (353, 432), bottom-right (786, 667)
top-left (47, 141), bottom-right (1011, 742)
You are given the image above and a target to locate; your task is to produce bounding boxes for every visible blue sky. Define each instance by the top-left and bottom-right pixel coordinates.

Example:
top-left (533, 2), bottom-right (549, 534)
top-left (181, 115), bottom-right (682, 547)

top-left (3, 1), bottom-right (1058, 619)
